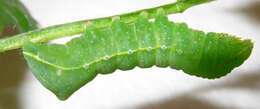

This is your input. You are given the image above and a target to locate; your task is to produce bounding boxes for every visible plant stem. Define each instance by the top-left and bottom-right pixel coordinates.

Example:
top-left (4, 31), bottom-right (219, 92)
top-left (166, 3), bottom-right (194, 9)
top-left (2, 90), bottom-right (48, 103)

top-left (0, 0), bottom-right (214, 52)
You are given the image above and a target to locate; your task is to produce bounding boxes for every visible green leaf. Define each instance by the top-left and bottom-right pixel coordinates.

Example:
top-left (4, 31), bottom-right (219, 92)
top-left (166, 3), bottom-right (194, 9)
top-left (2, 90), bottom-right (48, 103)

top-left (0, 0), bottom-right (37, 37)
top-left (23, 8), bottom-right (253, 100)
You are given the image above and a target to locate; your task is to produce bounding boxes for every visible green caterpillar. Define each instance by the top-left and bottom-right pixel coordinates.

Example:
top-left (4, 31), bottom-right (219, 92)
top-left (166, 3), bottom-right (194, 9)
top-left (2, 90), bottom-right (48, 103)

top-left (23, 8), bottom-right (253, 100)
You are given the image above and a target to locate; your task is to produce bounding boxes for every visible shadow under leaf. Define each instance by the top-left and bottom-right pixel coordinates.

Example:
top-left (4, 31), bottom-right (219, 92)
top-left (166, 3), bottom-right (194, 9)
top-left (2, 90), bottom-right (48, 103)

top-left (136, 69), bottom-right (260, 109)
top-left (0, 50), bottom-right (27, 109)
top-left (232, 1), bottom-right (260, 25)
top-left (138, 94), bottom-right (224, 109)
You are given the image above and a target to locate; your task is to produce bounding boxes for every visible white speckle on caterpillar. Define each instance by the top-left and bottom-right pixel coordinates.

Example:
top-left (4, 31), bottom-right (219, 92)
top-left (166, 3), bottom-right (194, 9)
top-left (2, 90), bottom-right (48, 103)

top-left (177, 49), bottom-right (183, 55)
top-left (35, 55), bottom-right (39, 58)
top-left (84, 64), bottom-right (89, 69)
top-left (57, 70), bottom-right (62, 76)
top-left (128, 49), bottom-right (133, 54)
top-left (149, 19), bottom-right (155, 22)
top-left (104, 55), bottom-right (110, 60)
top-left (147, 47), bottom-right (152, 51)
top-left (161, 45), bottom-right (167, 50)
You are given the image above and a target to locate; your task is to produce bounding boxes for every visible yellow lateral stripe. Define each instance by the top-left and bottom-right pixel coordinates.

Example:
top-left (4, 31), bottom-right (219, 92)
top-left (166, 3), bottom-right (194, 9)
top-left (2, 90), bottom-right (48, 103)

top-left (23, 46), bottom-right (175, 71)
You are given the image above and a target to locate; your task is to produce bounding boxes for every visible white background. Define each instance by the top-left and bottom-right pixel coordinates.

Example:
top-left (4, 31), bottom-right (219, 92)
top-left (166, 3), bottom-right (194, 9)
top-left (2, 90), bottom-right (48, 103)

top-left (1, 0), bottom-right (260, 109)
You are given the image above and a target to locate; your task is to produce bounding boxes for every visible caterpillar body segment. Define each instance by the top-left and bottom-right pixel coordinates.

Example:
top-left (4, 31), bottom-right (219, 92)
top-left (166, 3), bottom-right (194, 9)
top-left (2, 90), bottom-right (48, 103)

top-left (23, 8), bottom-right (253, 100)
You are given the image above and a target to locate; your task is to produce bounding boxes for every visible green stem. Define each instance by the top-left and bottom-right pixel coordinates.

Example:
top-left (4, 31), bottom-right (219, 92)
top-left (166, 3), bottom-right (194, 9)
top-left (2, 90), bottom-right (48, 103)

top-left (0, 0), bottom-right (214, 52)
